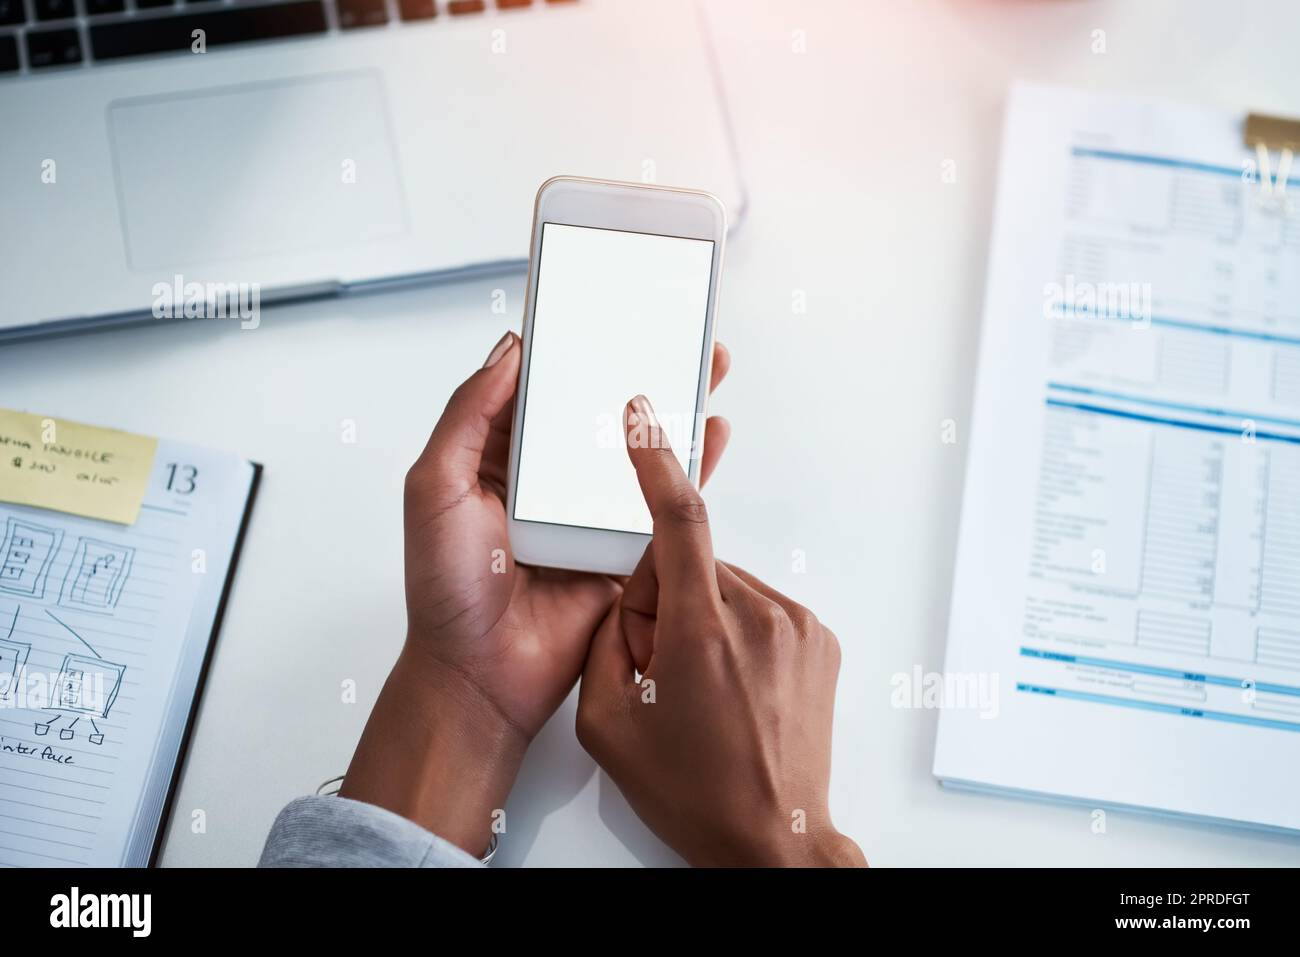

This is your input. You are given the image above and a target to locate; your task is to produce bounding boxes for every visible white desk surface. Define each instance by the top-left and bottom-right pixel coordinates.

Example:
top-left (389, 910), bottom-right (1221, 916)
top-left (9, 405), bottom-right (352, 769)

top-left (6, 0), bottom-right (1300, 867)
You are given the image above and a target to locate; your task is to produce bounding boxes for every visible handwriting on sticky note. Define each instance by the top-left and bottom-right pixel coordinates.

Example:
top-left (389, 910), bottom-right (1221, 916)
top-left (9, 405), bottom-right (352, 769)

top-left (0, 409), bottom-right (158, 525)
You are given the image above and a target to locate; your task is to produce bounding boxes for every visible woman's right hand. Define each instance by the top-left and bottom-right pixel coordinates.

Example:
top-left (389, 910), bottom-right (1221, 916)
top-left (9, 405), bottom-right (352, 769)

top-left (575, 394), bottom-right (866, 867)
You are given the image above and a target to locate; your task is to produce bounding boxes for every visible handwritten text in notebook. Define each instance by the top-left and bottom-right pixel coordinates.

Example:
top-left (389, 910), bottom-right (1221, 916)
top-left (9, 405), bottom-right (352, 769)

top-left (0, 408), bottom-right (158, 525)
top-left (0, 437), bottom-right (256, 866)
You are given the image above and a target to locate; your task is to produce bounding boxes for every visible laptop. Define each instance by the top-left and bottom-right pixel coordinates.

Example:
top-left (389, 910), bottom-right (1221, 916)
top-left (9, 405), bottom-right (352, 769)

top-left (0, 0), bottom-right (745, 339)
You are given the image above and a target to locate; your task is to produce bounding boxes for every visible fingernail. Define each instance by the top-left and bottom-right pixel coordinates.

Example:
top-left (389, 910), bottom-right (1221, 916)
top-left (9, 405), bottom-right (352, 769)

top-left (483, 331), bottom-right (515, 368)
top-left (629, 394), bottom-right (657, 428)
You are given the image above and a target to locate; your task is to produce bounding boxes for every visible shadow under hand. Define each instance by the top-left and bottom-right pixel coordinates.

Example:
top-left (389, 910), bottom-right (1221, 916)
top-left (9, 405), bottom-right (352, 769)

top-left (494, 691), bottom-right (596, 867)
top-left (494, 688), bottom-right (685, 868)
top-left (595, 772), bottom-right (686, 868)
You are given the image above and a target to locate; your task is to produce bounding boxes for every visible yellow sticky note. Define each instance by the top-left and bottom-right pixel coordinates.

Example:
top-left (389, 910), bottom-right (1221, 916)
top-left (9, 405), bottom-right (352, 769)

top-left (0, 409), bottom-right (158, 525)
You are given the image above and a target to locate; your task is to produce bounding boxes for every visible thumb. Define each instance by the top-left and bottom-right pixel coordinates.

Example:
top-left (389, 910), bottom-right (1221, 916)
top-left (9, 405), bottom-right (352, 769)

top-left (619, 543), bottom-right (658, 673)
top-left (411, 332), bottom-right (520, 494)
top-left (579, 600), bottom-right (639, 718)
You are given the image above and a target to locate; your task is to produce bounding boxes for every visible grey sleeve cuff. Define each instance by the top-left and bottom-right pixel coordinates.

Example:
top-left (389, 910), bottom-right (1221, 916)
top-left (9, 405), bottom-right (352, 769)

top-left (258, 795), bottom-right (484, 868)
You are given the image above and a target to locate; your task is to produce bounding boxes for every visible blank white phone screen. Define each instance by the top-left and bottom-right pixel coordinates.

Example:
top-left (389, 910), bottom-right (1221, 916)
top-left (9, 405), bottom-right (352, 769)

top-left (513, 222), bottom-right (715, 535)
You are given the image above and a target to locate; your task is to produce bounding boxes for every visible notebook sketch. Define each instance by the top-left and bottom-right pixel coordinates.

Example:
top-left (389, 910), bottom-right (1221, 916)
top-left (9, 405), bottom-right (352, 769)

top-left (58, 538), bottom-right (134, 613)
top-left (0, 437), bottom-right (257, 866)
top-left (43, 611), bottom-right (127, 730)
top-left (0, 518), bottom-right (63, 599)
top-left (0, 640), bottom-right (29, 697)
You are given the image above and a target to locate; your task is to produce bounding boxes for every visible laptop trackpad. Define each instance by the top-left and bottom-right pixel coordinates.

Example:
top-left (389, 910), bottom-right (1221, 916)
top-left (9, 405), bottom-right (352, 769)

top-left (109, 72), bottom-right (407, 271)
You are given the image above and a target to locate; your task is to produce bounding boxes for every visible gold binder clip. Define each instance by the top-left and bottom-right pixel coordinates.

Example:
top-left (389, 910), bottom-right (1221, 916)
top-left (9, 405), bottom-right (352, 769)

top-left (1244, 112), bottom-right (1300, 205)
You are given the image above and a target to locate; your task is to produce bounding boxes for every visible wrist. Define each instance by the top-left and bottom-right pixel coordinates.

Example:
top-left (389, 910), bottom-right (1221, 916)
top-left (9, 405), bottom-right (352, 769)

top-left (339, 643), bottom-right (529, 857)
top-left (759, 828), bottom-right (866, 868)
top-left (744, 816), bottom-right (868, 868)
top-left (802, 829), bottom-right (868, 868)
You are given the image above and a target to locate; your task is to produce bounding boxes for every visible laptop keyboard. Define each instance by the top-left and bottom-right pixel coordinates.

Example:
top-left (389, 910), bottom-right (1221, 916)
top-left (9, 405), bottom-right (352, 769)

top-left (0, 0), bottom-right (575, 74)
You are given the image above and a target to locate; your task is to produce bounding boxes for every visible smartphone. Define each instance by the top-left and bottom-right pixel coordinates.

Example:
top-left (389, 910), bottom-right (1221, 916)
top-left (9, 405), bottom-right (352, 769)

top-left (505, 176), bottom-right (726, 575)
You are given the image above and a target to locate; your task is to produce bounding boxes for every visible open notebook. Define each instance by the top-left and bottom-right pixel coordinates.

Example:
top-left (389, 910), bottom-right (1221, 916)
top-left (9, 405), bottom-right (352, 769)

top-left (0, 438), bottom-right (259, 866)
top-left (935, 83), bottom-right (1300, 831)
